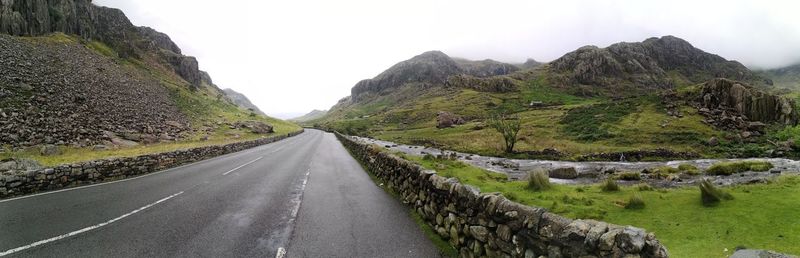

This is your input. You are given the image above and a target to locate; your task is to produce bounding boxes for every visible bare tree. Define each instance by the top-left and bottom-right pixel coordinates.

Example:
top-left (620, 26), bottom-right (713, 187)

top-left (489, 114), bottom-right (522, 153)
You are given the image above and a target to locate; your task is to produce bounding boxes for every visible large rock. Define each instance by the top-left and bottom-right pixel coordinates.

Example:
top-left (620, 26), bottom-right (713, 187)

top-left (233, 121), bottom-right (274, 134)
top-left (698, 78), bottom-right (798, 126)
top-left (731, 249), bottom-right (798, 258)
top-left (436, 111), bottom-right (465, 128)
top-left (40, 145), bottom-right (61, 156)
top-left (548, 167), bottom-right (578, 179)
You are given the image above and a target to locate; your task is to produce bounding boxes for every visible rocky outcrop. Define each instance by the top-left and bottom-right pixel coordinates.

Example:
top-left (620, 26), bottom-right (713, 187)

top-left (454, 58), bottom-right (520, 77)
top-left (445, 74), bottom-right (518, 93)
top-left (0, 0), bottom-right (205, 88)
top-left (696, 79), bottom-right (798, 131)
top-left (550, 36), bottom-right (766, 92)
top-left (336, 133), bottom-right (669, 257)
top-left (0, 34), bottom-right (188, 148)
top-left (436, 111), bottom-right (465, 128)
top-left (350, 51), bottom-right (519, 101)
top-left (0, 130), bottom-right (303, 198)
top-left (222, 88), bottom-right (267, 116)
top-left (232, 121), bottom-right (274, 134)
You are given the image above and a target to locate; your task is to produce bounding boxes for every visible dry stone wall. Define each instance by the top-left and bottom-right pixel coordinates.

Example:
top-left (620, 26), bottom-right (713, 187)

top-left (336, 132), bottom-right (669, 258)
top-left (0, 130), bottom-right (303, 199)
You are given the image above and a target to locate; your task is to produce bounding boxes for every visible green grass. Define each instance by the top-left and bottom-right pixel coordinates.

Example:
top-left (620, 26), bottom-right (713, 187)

top-left (404, 155), bottom-right (800, 257)
top-left (706, 161), bottom-right (774, 175)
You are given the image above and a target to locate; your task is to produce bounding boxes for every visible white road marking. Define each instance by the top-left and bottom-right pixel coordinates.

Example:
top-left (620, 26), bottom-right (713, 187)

top-left (275, 247), bottom-right (287, 258)
top-left (222, 156), bottom-right (263, 176)
top-left (0, 191), bottom-right (184, 257)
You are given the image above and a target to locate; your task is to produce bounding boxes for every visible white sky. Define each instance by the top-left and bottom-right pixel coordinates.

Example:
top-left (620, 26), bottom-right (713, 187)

top-left (95, 0), bottom-right (800, 119)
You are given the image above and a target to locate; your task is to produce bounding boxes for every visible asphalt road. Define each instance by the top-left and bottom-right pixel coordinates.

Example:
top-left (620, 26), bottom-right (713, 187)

top-left (0, 129), bottom-right (439, 257)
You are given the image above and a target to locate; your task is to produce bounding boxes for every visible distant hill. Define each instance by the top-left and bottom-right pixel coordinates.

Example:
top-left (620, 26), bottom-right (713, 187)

top-left (223, 88), bottom-right (267, 116)
top-left (290, 110), bottom-right (328, 123)
top-left (761, 63), bottom-right (800, 90)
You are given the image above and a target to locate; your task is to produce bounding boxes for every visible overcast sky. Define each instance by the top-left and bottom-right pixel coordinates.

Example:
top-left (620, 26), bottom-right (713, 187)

top-left (95, 0), bottom-right (800, 119)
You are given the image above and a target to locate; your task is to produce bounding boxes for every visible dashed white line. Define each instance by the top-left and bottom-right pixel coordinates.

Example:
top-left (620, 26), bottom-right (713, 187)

top-left (0, 191), bottom-right (184, 257)
top-left (222, 157), bottom-right (263, 176)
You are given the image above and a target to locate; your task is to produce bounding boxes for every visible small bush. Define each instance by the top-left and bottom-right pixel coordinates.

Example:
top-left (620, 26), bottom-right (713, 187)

top-left (625, 194), bottom-right (646, 209)
top-left (601, 179), bottom-right (620, 192)
top-left (654, 166), bottom-right (680, 174)
top-left (528, 170), bottom-right (551, 191)
top-left (706, 161), bottom-right (774, 175)
top-left (636, 183), bottom-right (654, 191)
top-left (700, 179), bottom-right (733, 206)
top-left (678, 164), bottom-right (700, 175)
top-left (616, 172), bottom-right (641, 181)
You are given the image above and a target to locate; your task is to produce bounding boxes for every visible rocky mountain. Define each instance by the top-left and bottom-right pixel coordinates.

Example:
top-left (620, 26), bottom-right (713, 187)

top-left (548, 36), bottom-right (767, 94)
top-left (290, 110), bottom-right (328, 123)
top-left (519, 58), bottom-right (542, 69)
top-left (0, 0), bottom-right (205, 89)
top-left (222, 88), bottom-right (267, 116)
top-left (350, 51), bottom-right (519, 101)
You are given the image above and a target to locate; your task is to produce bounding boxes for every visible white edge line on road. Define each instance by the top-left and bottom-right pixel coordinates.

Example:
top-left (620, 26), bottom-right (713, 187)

top-left (276, 161), bottom-right (314, 257)
top-left (0, 191), bottom-right (184, 257)
top-left (222, 156), bottom-right (263, 176)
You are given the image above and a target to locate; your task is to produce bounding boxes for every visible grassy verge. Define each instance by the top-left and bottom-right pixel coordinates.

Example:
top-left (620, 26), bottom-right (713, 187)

top-left (404, 155), bottom-right (800, 257)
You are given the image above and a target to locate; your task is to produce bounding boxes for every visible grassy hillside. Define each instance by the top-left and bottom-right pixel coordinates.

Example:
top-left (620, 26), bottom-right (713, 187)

top-left (315, 70), bottom-right (792, 160)
top-left (0, 34), bottom-right (300, 166)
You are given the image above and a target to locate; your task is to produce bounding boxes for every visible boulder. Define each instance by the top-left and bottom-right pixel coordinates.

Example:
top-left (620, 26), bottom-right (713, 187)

top-left (549, 167), bottom-right (578, 179)
top-left (730, 249), bottom-right (797, 258)
top-left (437, 111), bottom-right (465, 128)
top-left (233, 121), bottom-right (274, 134)
top-left (40, 145), bottom-right (61, 156)
top-left (708, 137), bottom-right (720, 146)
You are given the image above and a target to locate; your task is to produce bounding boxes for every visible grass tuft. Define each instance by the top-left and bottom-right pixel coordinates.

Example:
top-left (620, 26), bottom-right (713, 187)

top-left (601, 179), bottom-right (620, 192)
top-left (706, 161), bottom-right (774, 175)
top-left (625, 194), bottom-right (646, 209)
top-left (699, 179), bottom-right (733, 206)
top-left (527, 170), bottom-right (551, 191)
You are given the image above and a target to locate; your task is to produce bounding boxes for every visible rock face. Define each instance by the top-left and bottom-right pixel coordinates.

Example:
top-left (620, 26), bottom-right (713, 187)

top-left (0, 34), bottom-right (188, 148)
top-left (350, 51), bottom-right (519, 101)
top-left (222, 88), bottom-right (267, 116)
top-left (0, 0), bottom-right (205, 88)
top-left (445, 74), bottom-right (517, 93)
top-left (696, 78), bottom-right (798, 129)
top-left (519, 58), bottom-right (543, 69)
top-left (550, 36), bottom-right (767, 93)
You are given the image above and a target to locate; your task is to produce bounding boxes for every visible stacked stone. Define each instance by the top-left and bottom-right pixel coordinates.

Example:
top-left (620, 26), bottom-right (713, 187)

top-left (0, 130), bottom-right (303, 198)
top-left (336, 132), bottom-right (669, 258)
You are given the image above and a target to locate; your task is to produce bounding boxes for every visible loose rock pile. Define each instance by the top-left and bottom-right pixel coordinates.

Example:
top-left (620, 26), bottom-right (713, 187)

top-left (0, 34), bottom-right (188, 148)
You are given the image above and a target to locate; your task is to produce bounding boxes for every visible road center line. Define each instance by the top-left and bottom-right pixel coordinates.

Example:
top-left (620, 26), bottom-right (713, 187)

top-left (222, 156), bottom-right (263, 176)
top-left (0, 191), bottom-right (184, 257)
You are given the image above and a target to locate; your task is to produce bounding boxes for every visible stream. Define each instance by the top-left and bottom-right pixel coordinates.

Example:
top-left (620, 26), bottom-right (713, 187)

top-left (351, 136), bottom-right (800, 187)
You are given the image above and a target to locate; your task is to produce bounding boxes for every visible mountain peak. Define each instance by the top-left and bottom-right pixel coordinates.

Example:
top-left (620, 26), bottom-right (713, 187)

top-left (549, 35), bottom-right (764, 93)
